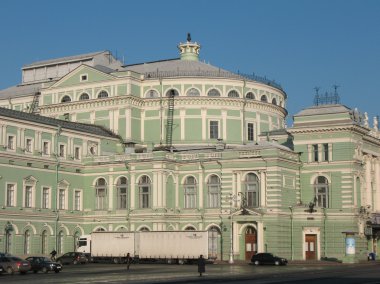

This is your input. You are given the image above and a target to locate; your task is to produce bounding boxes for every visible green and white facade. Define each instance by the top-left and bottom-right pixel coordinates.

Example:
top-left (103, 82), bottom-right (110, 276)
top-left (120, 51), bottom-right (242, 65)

top-left (0, 38), bottom-right (379, 262)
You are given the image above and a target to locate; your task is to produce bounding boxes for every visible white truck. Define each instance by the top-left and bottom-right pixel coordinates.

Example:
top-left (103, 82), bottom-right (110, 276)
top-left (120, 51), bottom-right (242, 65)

top-left (77, 231), bottom-right (209, 264)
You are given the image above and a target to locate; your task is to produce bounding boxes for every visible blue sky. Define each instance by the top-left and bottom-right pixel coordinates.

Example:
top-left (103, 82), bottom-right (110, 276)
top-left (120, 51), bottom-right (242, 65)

top-left (1, 0), bottom-right (379, 125)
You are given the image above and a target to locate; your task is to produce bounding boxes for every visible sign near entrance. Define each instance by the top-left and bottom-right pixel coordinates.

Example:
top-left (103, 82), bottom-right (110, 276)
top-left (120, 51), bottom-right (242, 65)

top-left (345, 237), bottom-right (355, 255)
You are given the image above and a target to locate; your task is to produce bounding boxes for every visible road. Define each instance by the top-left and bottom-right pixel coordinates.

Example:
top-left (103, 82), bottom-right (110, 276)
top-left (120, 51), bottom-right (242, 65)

top-left (1, 262), bottom-right (380, 284)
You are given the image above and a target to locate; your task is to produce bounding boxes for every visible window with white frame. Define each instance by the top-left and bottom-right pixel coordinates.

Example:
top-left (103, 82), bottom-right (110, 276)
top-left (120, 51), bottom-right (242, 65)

top-left (247, 123), bottom-right (254, 142)
top-left (25, 138), bottom-right (32, 153)
top-left (6, 184), bottom-right (15, 207)
top-left (117, 177), bottom-right (128, 209)
top-left (184, 176), bottom-right (197, 209)
top-left (246, 92), bottom-right (255, 100)
top-left (74, 190), bottom-right (81, 211)
top-left (314, 176), bottom-right (329, 208)
top-left (74, 146), bottom-right (81, 160)
top-left (59, 144), bottom-right (65, 158)
top-left (80, 74), bottom-right (88, 82)
top-left (43, 141), bottom-right (50, 155)
top-left (146, 89), bottom-right (159, 98)
top-left (207, 175), bottom-right (220, 208)
top-left (323, 143), bottom-right (329, 161)
top-left (7, 135), bottom-right (15, 150)
top-left (228, 90), bottom-right (239, 98)
top-left (95, 178), bottom-right (107, 210)
top-left (24, 185), bottom-right (33, 208)
top-left (42, 187), bottom-right (50, 209)
top-left (209, 120), bottom-right (219, 139)
top-left (207, 89), bottom-right (221, 97)
top-left (24, 230), bottom-right (31, 254)
top-left (245, 173), bottom-right (259, 208)
top-left (61, 95), bottom-right (71, 103)
top-left (58, 188), bottom-right (66, 210)
top-left (186, 88), bottom-right (200, 96)
top-left (138, 175), bottom-right (151, 209)
top-left (98, 90), bottom-right (109, 98)
top-left (312, 144), bottom-right (319, 162)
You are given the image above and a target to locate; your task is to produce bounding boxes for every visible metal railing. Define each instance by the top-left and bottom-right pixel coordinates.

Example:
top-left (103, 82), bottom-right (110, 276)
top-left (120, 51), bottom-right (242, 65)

top-left (144, 70), bottom-right (283, 91)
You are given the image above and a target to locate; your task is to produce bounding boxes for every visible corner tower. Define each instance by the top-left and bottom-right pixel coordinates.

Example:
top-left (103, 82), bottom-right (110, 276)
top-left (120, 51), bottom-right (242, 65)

top-left (177, 33), bottom-right (201, 61)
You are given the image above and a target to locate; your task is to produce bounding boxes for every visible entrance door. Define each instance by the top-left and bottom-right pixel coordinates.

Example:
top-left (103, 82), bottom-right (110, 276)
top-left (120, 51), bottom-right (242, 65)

top-left (305, 234), bottom-right (317, 260)
top-left (245, 227), bottom-right (257, 261)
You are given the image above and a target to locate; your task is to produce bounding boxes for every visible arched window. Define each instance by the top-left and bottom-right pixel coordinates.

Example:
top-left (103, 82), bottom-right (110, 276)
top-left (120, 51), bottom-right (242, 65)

top-left (184, 176), bottom-right (197, 208)
top-left (41, 230), bottom-right (48, 254)
top-left (95, 227), bottom-right (106, 232)
top-left (207, 175), bottom-right (220, 208)
top-left (185, 226), bottom-right (196, 231)
top-left (24, 230), bottom-right (31, 254)
top-left (5, 228), bottom-right (13, 254)
top-left (117, 177), bottom-right (128, 209)
top-left (260, 95), bottom-right (268, 103)
top-left (61, 95), bottom-right (71, 103)
top-left (166, 89), bottom-right (179, 97)
top-left (79, 93), bottom-right (89, 100)
top-left (95, 178), bottom-right (107, 210)
top-left (272, 98), bottom-right (277, 105)
top-left (246, 92), bottom-right (255, 100)
top-left (57, 231), bottom-right (64, 254)
top-left (208, 226), bottom-right (221, 259)
top-left (314, 176), bottom-right (329, 208)
top-left (139, 227), bottom-right (150, 232)
top-left (139, 175), bottom-right (151, 208)
top-left (186, 88), bottom-right (200, 96)
top-left (245, 173), bottom-right (259, 208)
top-left (98, 90), bottom-right (109, 98)
top-left (228, 90), bottom-right (239, 98)
top-left (146, 89), bottom-right (159, 98)
top-left (207, 89), bottom-right (221, 97)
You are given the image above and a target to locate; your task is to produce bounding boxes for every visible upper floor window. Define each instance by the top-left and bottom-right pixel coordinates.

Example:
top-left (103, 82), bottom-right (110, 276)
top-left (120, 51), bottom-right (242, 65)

top-left (209, 121), bottom-right (219, 139)
top-left (80, 74), bottom-right (88, 82)
top-left (7, 135), bottom-right (15, 150)
top-left (24, 185), bottom-right (33, 208)
top-left (323, 143), bottom-right (329, 161)
top-left (6, 184), bottom-right (15, 207)
top-left (61, 96), bottom-right (71, 103)
top-left (58, 188), bottom-right (66, 210)
top-left (74, 147), bottom-right (81, 160)
top-left (138, 175), bottom-right (151, 209)
top-left (247, 123), bottom-right (254, 142)
top-left (207, 89), bottom-right (221, 97)
top-left (165, 89), bottom-right (179, 97)
top-left (117, 177), bottom-right (128, 209)
top-left (314, 176), bottom-right (329, 208)
top-left (228, 90), bottom-right (239, 98)
top-left (146, 89), bottom-right (159, 98)
top-left (43, 141), bottom-right (50, 155)
top-left (25, 138), bottom-right (32, 153)
top-left (95, 178), bottom-right (107, 210)
top-left (246, 92), bottom-right (255, 100)
top-left (59, 144), bottom-right (65, 158)
top-left (272, 98), bottom-right (277, 105)
top-left (184, 176), bottom-right (197, 209)
top-left (245, 173), bottom-right (259, 208)
top-left (312, 144), bottom-right (318, 162)
top-left (207, 175), bottom-right (220, 208)
top-left (98, 90), bottom-right (109, 98)
top-left (74, 190), bottom-right (81, 211)
top-left (260, 95), bottom-right (268, 103)
top-left (186, 88), bottom-right (200, 96)
top-left (42, 187), bottom-right (50, 209)
top-left (79, 93), bottom-right (90, 100)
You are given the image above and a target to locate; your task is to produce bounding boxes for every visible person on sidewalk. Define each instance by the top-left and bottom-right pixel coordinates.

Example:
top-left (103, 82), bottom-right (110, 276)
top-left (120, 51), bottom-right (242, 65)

top-left (126, 253), bottom-right (132, 270)
top-left (197, 254), bottom-right (206, 277)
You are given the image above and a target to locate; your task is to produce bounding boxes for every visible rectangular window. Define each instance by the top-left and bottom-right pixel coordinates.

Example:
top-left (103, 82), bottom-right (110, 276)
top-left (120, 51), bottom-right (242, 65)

top-left (42, 187), bottom-right (49, 209)
top-left (323, 143), bottom-right (329, 161)
top-left (312, 144), bottom-right (319, 162)
top-left (6, 184), bottom-right (15, 207)
top-left (7, 136), bottom-right (15, 150)
top-left (25, 186), bottom-right (32, 208)
top-left (74, 147), bottom-right (80, 160)
top-left (210, 121), bottom-right (219, 139)
top-left (140, 186), bottom-right (150, 208)
top-left (59, 144), bottom-right (65, 158)
top-left (25, 138), bottom-right (32, 153)
top-left (59, 189), bottom-right (65, 210)
top-left (43, 141), bottom-right (50, 155)
top-left (96, 188), bottom-right (106, 210)
top-left (74, 190), bottom-right (81, 211)
top-left (247, 123), bottom-right (254, 142)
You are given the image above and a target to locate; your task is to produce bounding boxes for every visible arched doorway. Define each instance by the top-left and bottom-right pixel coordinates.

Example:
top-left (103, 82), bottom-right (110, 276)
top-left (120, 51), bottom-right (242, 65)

top-left (245, 226), bottom-right (257, 261)
top-left (208, 226), bottom-right (221, 260)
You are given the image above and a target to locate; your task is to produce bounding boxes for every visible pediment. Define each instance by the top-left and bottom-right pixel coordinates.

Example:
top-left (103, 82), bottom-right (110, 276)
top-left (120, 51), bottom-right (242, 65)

top-left (58, 179), bottom-right (70, 188)
top-left (23, 175), bottom-right (38, 184)
top-left (48, 64), bottom-right (116, 89)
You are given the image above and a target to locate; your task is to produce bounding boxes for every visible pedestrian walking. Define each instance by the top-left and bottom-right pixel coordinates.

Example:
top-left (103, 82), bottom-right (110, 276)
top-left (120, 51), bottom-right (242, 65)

top-left (126, 253), bottom-right (132, 270)
top-left (50, 249), bottom-right (57, 261)
top-left (197, 254), bottom-right (206, 277)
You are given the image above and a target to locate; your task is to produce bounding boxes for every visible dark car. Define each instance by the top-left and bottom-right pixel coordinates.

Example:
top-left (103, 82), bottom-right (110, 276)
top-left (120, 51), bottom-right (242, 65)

top-left (0, 255), bottom-right (31, 274)
top-left (25, 256), bottom-right (62, 273)
top-left (56, 252), bottom-right (87, 265)
top-left (251, 253), bottom-right (288, 266)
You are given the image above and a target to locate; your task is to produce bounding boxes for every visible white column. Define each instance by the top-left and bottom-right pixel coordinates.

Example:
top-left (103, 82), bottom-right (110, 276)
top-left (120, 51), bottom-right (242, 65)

top-left (260, 171), bottom-right (266, 207)
top-left (222, 109), bottom-right (227, 140)
top-left (141, 111), bottom-right (145, 142)
top-left (130, 173), bottom-right (136, 210)
top-left (199, 167), bottom-right (203, 209)
top-left (365, 156), bottom-right (372, 207)
top-left (257, 222), bottom-right (264, 253)
top-left (108, 175), bottom-right (114, 210)
top-left (153, 170), bottom-right (158, 208)
top-left (201, 108), bottom-right (207, 141)
top-left (375, 159), bottom-right (380, 211)
top-left (125, 107), bottom-right (131, 140)
top-left (180, 108), bottom-right (185, 141)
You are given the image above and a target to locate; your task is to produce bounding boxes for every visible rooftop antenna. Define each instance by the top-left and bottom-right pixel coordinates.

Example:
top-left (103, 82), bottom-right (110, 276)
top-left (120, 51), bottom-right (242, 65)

top-left (313, 87), bottom-right (320, 106)
top-left (332, 84), bottom-right (340, 104)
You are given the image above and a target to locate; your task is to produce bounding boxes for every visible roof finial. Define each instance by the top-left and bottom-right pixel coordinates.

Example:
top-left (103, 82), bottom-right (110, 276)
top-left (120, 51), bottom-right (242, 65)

top-left (187, 33), bottom-right (191, 42)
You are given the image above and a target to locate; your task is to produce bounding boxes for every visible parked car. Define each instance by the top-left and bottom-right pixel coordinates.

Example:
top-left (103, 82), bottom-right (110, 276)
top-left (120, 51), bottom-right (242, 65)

top-left (56, 252), bottom-right (88, 265)
top-left (0, 255), bottom-right (31, 274)
top-left (251, 253), bottom-right (288, 266)
top-left (25, 256), bottom-right (62, 273)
